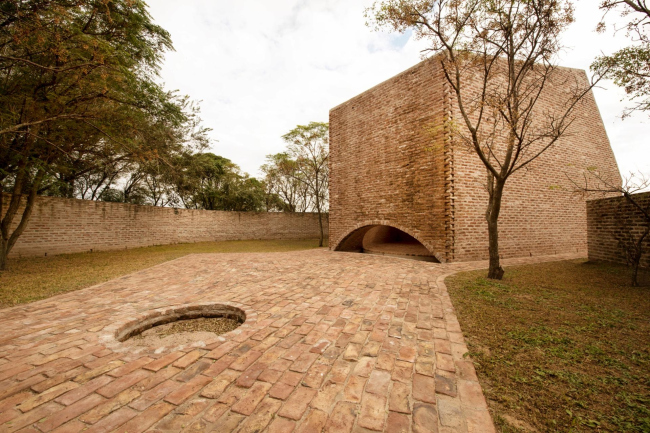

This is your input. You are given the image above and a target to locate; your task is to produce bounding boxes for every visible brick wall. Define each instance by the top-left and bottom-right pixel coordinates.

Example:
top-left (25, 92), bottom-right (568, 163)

top-left (2, 194), bottom-right (327, 257)
top-left (449, 65), bottom-right (620, 261)
top-left (329, 58), bottom-right (621, 262)
top-left (587, 192), bottom-right (650, 268)
top-left (329, 59), bottom-right (449, 262)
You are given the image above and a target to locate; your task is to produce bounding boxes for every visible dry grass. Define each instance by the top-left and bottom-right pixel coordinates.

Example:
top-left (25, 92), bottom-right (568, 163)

top-left (0, 239), bottom-right (324, 309)
top-left (446, 259), bottom-right (650, 433)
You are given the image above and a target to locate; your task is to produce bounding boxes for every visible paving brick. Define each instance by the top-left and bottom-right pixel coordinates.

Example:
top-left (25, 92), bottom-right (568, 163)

top-left (78, 389), bottom-right (140, 424)
top-left (343, 375), bottom-right (365, 403)
top-left (235, 363), bottom-right (266, 388)
top-left (129, 379), bottom-right (178, 411)
top-left (352, 357), bottom-right (375, 378)
top-left (277, 386), bottom-right (317, 420)
top-left (230, 381), bottom-right (272, 415)
top-left (172, 350), bottom-right (204, 369)
top-left (39, 393), bottom-right (105, 432)
top-left (230, 350), bottom-right (263, 372)
top-left (113, 401), bottom-right (174, 433)
top-left (107, 357), bottom-right (153, 377)
top-left (1, 401), bottom-right (61, 433)
top-left (324, 401), bottom-right (357, 433)
top-left (163, 374), bottom-right (212, 405)
top-left (365, 370), bottom-right (391, 395)
top-left (437, 394), bottom-right (465, 428)
top-left (386, 411), bottom-right (410, 433)
top-left (358, 393), bottom-right (387, 431)
top-left (201, 369), bottom-right (239, 399)
top-left (203, 354), bottom-right (238, 377)
top-left (267, 416), bottom-right (297, 433)
top-left (233, 397), bottom-right (281, 432)
top-left (268, 382), bottom-right (294, 400)
top-left (296, 408), bottom-right (328, 432)
top-left (310, 380), bottom-right (343, 412)
top-left (82, 406), bottom-right (137, 433)
top-left (133, 366), bottom-right (180, 392)
top-left (18, 381), bottom-right (78, 412)
top-left (301, 363), bottom-right (329, 388)
top-left (175, 359), bottom-right (212, 383)
top-left (413, 373), bottom-right (436, 404)
top-left (143, 352), bottom-right (184, 372)
top-left (74, 361), bottom-right (124, 383)
top-left (458, 379), bottom-right (487, 409)
top-left (205, 341), bottom-right (238, 360)
top-left (96, 369), bottom-right (149, 399)
top-left (56, 375), bottom-right (112, 406)
top-left (257, 368), bottom-right (283, 384)
top-left (389, 381), bottom-right (412, 414)
top-left (413, 402), bottom-right (439, 433)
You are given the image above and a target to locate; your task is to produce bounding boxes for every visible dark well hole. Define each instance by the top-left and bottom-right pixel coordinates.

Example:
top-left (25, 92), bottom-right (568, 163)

top-left (115, 304), bottom-right (245, 342)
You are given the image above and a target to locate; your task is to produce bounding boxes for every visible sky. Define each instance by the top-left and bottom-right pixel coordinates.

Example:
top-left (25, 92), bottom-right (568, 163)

top-left (147, 0), bottom-right (649, 179)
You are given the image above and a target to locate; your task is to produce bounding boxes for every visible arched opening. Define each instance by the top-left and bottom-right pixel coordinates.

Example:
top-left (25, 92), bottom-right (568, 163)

top-left (335, 225), bottom-right (440, 262)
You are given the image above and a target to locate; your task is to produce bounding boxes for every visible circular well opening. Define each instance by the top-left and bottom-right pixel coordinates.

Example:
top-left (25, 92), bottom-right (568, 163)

top-left (115, 304), bottom-right (246, 343)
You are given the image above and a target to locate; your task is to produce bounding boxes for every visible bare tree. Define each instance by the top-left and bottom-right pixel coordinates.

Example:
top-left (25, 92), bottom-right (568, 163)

top-left (574, 170), bottom-right (649, 286)
top-left (368, 0), bottom-right (600, 279)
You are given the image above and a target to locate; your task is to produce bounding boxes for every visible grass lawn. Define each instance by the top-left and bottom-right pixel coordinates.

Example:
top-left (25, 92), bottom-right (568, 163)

top-left (0, 239), bottom-right (324, 309)
top-left (446, 260), bottom-right (649, 433)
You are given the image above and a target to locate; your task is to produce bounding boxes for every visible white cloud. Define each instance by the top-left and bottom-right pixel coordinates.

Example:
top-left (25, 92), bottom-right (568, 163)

top-left (147, 0), bottom-right (648, 178)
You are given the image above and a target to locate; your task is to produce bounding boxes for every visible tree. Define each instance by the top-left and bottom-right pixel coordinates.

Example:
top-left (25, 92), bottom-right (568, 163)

top-left (261, 152), bottom-right (312, 212)
top-left (0, 0), bottom-right (208, 270)
top-left (282, 122), bottom-right (329, 247)
top-left (592, 1), bottom-right (650, 117)
top-left (368, 0), bottom-right (598, 279)
top-left (173, 153), bottom-right (265, 212)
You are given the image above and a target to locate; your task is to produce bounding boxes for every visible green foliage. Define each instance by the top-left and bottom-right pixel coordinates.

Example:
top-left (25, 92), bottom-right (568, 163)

top-left (0, 0), bottom-right (209, 269)
top-left (173, 153), bottom-right (266, 212)
top-left (592, 1), bottom-right (650, 117)
top-left (261, 152), bottom-right (311, 212)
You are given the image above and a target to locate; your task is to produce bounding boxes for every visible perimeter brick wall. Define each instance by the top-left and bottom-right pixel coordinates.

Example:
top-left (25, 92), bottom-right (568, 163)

top-left (2, 193), bottom-right (327, 257)
top-left (587, 192), bottom-right (650, 268)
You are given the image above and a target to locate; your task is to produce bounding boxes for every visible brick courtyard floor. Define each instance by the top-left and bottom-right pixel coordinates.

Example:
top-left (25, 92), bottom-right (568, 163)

top-left (0, 250), bottom-right (582, 433)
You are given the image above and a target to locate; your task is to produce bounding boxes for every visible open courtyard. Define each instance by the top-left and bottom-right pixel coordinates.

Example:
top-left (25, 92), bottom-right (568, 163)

top-left (0, 248), bottom-right (584, 433)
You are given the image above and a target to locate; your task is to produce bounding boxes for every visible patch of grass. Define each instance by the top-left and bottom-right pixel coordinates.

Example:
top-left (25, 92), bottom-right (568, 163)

top-left (0, 239), bottom-right (325, 309)
top-left (446, 260), bottom-right (650, 433)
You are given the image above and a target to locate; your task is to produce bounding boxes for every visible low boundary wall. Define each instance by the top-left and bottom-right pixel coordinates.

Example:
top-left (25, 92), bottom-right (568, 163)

top-left (586, 192), bottom-right (650, 269)
top-left (2, 194), bottom-right (327, 257)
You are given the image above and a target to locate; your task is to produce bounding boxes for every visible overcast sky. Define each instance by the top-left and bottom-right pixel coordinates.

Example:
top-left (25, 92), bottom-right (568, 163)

top-left (147, 0), bottom-right (649, 179)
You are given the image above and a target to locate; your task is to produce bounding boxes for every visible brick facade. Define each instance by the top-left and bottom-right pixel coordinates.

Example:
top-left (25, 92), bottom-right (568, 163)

top-left (2, 194), bottom-right (327, 257)
top-left (329, 58), bottom-right (620, 262)
top-left (587, 192), bottom-right (650, 269)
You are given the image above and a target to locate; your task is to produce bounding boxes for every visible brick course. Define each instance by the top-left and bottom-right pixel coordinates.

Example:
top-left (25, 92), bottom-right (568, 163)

top-left (1, 194), bottom-right (327, 257)
top-left (329, 58), bottom-right (620, 262)
top-left (587, 192), bottom-right (650, 268)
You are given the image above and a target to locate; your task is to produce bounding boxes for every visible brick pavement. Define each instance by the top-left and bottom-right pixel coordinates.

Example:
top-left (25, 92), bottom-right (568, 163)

top-left (0, 250), bottom-right (582, 432)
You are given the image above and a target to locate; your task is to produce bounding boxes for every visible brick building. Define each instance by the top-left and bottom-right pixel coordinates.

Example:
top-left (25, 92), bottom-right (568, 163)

top-left (329, 58), bottom-right (620, 262)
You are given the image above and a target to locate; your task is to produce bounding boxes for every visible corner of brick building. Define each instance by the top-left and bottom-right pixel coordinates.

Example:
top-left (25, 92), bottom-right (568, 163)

top-left (329, 58), bottom-right (621, 262)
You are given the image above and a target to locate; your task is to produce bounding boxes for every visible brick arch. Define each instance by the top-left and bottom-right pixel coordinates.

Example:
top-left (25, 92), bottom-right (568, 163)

top-left (331, 221), bottom-right (444, 263)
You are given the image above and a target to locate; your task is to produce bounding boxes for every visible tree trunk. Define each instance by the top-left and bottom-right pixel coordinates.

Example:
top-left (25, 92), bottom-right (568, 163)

top-left (317, 208), bottom-right (324, 247)
top-left (486, 178), bottom-right (505, 280)
top-left (0, 169), bottom-right (45, 271)
top-left (0, 241), bottom-right (8, 271)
